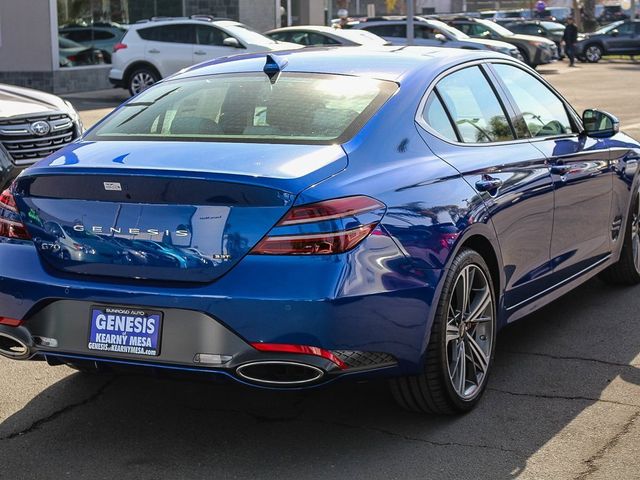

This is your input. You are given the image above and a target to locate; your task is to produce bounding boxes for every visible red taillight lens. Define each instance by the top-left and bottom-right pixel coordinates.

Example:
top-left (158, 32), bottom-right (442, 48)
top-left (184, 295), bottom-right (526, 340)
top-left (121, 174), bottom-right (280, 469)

top-left (251, 195), bottom-right (385, 255)
top-left (253, 223), bottom-right (376, 255)
top-left (0, 317), bottom-right (23, 327)
top-left (251, 342), bottom-right (347, 369)
top-left (0, 188), bottom-right (30, 240)
top-left (113, 42), bottom-right (127, 52)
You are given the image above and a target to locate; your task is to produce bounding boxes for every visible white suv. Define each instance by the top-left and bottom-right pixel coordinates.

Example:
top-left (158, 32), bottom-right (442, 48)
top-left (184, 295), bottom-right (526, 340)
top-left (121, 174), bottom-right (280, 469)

top-left (109, 17), bottom-right (300, 95)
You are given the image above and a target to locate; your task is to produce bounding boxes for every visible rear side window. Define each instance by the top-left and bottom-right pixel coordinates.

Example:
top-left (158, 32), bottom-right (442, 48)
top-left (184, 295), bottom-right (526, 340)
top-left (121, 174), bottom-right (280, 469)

top-left (86, 73), bottom-right (398, 145)
top-left (422, 93), bottom-right (458, 142)
top-left (138, 24), bottom-right (196, 44)
top-left (432, 66), bottom-right (514, 143)
top-left (493, 64), bottom-right (573, 137)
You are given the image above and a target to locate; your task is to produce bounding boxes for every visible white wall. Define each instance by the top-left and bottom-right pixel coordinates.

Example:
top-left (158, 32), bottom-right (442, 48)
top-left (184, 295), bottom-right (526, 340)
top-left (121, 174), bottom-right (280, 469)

top-left (239, 0), bottom-right (278, 32)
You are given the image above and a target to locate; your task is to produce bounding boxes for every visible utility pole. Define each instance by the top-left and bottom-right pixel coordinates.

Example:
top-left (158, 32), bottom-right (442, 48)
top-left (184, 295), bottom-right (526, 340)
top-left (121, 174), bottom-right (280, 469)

top-left (407, 0), bottom-right (415, 45)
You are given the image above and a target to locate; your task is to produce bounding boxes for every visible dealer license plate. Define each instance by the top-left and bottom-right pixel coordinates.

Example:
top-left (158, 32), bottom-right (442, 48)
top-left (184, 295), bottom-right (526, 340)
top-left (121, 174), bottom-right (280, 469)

top-left (88, 306), bottom-right (162, 356)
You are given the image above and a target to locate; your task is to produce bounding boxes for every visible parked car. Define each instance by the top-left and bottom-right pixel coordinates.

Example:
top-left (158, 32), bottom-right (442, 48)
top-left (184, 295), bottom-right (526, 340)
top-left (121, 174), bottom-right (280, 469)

top-left (443, 17), bottom-right (558, 67)
top-left (505, 20), bottom-right (569, 58)
top-left (0, 83), bottom-right (82, 189)
top-left (349, 18), bottom-right (523, 59)
top-left (491, 9), bottom-right (535, 25)
top-left (109, 16), bottom-right (301, 95)
top-left (597, 5), bottom-right (629, 25)
top-left (576, 19), bottom-right (640, 62)
top-left (265, 25), bottom-right (390, 47)
top-left (1, 47), bottom-right (638, 415)
top-left (59, 24), bottom-right (127, 63)
top-left (546, 6), bottom-right (573, 24)
top-left (58, 37), bottom-right (105, 66)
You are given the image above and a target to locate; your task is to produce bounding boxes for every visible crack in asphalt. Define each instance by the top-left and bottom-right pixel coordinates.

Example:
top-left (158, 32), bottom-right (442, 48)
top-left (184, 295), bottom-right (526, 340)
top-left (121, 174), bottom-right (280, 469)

top-left (502, 350), bottom-right (640, 368)
top-left (574, 409), bottom-right (640, 480)
top-left (488, 387), bottom-right (640, 408)
top-left (0, 376), bottom-right (116, 442)
top-left (178, 399), bottom-right (520, 454)
top-left (305, 417), bottom-right (523, 454)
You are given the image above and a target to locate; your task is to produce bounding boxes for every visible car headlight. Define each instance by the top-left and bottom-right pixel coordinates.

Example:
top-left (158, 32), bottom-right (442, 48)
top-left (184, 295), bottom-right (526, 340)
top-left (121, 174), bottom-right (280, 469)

top-left (63, 100), bottom-right (84, 134)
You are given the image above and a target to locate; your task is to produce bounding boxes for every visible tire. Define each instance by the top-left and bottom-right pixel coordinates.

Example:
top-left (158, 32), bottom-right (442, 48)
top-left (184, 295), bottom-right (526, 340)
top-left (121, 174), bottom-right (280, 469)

top-left (600, 190), bottom-right (640, 285)
top-left (128, 66), bottom-right (159, 96)
top-left (585, 44), bottom-right (603, 63)
top-left (390, 248), bottom-right (497, 414)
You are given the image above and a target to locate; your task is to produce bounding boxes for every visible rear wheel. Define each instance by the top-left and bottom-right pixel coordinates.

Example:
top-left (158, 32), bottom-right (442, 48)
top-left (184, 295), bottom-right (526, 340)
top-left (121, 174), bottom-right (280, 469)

top-left (600, 190), bottom-right (640, 285)
top-left (128, 67), bottom-right (159, 96)
top-left (390, 249), bottom-right (496, 414)
top-left (585, 44), bottom-right (603, 63)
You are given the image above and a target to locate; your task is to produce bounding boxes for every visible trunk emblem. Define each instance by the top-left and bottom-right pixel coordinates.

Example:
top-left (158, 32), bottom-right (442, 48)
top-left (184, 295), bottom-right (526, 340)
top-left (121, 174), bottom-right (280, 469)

top-left (103, 182), bottom-right (122, 191)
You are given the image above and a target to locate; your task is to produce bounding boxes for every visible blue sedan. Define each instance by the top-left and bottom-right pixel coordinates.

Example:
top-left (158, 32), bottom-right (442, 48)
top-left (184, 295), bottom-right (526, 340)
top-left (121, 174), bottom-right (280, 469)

top-left (1, 47), bottom-right (639, 414)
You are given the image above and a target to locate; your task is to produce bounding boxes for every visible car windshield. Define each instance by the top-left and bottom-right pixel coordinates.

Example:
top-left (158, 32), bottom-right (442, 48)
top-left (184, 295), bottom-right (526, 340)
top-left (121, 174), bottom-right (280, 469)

top-left (87, 73), bottom-right (398, 145)
top-left (427, 20), bottom-right (470, 39)
top-left (594, 20), bottom-right (625, 34)
top-left (477, 19), bottom-right (514, 36)
top-left (223, 24), bottom-right (277, 45)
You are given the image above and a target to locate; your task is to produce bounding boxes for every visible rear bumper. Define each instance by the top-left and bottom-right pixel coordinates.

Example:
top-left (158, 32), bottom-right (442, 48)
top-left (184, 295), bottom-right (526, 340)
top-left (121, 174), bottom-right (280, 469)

top-left (0, 239), bottom-right (442, 387)
top-left (108, 68), bottom-right (125, 88)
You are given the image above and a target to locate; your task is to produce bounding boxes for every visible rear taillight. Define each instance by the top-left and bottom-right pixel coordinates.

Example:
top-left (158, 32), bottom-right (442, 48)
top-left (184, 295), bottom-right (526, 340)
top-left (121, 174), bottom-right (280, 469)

top-left (113, 42), bottom-right (127, 53)
top-left (0, 188), bottom-right (30, 240)
top-left (251, 195), bottom-right (385, 255)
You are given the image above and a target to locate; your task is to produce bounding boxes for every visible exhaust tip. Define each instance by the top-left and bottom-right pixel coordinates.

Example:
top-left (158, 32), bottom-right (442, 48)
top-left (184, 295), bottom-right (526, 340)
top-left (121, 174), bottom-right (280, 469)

top-left (0, 333), bottom-right (30, 359)
top-left (236, 361), bottom-right (324, 386)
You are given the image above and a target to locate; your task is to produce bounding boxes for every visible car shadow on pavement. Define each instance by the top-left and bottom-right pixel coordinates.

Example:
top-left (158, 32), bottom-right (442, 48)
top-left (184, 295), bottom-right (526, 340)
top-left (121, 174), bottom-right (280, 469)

top-left (0, 277), bottom-right (639, 479)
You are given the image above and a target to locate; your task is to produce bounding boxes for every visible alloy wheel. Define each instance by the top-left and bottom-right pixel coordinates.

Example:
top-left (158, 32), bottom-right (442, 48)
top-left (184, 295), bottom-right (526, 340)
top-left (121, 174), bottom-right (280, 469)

top-left (130, 71), bottom-right (156, 95)
top-left (585, 45), bottom-right (602, 62)
top-left (446, 264), bottom-right (494, 400)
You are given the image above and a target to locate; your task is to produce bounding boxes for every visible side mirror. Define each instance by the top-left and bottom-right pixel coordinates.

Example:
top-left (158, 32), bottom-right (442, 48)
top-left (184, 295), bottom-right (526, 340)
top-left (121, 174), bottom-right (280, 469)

top-left (434, 33), bottom-right (447, 43)
top-left (582, 109), bottom-right (620, 138)
top-left (223, 37), bottom-right (242, 48)
top-left (611, 29), bottom-right (619, 37)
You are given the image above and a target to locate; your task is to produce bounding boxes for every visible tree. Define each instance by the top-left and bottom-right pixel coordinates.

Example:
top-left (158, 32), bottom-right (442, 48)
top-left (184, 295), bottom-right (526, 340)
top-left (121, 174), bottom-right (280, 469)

top-left (582, 0), bottom-right (598, 32)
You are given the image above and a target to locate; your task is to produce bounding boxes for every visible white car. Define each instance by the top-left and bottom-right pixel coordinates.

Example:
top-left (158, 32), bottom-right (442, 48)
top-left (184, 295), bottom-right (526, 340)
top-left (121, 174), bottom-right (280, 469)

top-left (109, 17), bottom-right (301, 95)
top-left (264, 25), bottom-right (391, 47)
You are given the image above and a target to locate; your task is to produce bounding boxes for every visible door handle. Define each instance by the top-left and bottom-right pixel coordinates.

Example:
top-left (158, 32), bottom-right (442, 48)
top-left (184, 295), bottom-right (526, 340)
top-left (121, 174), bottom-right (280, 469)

top-left (550, 164), bottom-right (572, 175)
top-left (148, 48), bottom-right (160, 54)
top-left (475, 176), bottom-right (503, 192)
top-left (194, 50), bottom-right (207, 55)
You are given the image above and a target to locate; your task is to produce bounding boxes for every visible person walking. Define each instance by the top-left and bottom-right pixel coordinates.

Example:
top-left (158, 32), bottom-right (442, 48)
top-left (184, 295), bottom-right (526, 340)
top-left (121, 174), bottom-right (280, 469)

top-left (563, 17), bottom-right (579, 67)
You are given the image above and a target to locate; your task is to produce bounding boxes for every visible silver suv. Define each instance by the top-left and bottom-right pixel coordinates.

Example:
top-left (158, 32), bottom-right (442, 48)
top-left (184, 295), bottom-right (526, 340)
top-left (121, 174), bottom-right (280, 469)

top-left (0, 84), bottom-right (82, 189)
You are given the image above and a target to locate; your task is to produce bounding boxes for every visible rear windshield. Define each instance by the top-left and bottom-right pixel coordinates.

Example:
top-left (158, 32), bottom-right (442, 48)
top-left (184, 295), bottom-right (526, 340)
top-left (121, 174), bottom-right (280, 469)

top-left (87, 73), bottom-right (398, 145)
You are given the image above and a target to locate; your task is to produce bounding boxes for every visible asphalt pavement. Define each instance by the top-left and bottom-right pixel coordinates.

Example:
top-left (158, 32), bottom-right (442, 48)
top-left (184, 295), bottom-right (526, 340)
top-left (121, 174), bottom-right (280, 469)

top-left (1, 59), bottom-right (639, 480)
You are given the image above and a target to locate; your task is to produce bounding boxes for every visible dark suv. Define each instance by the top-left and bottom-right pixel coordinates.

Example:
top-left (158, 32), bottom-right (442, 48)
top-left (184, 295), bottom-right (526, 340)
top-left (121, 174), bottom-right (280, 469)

top-left (0, 84), bottom-right (82, 189)
top-left (575, 20), bottom-right (640, 62)
top-left (505, 21), bottom-right (568, 58)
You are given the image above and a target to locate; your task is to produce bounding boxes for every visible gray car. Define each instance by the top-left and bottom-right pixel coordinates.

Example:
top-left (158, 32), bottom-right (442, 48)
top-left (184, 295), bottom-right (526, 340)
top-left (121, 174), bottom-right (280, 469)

top-left (575, 20), bottom-right (640, 63)
top-left (444, 17), bottom-right (558, 68)
top-left (0, 84), bottom-right (83, 189)
top-left (350, 19), bottom-right (523, 59)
